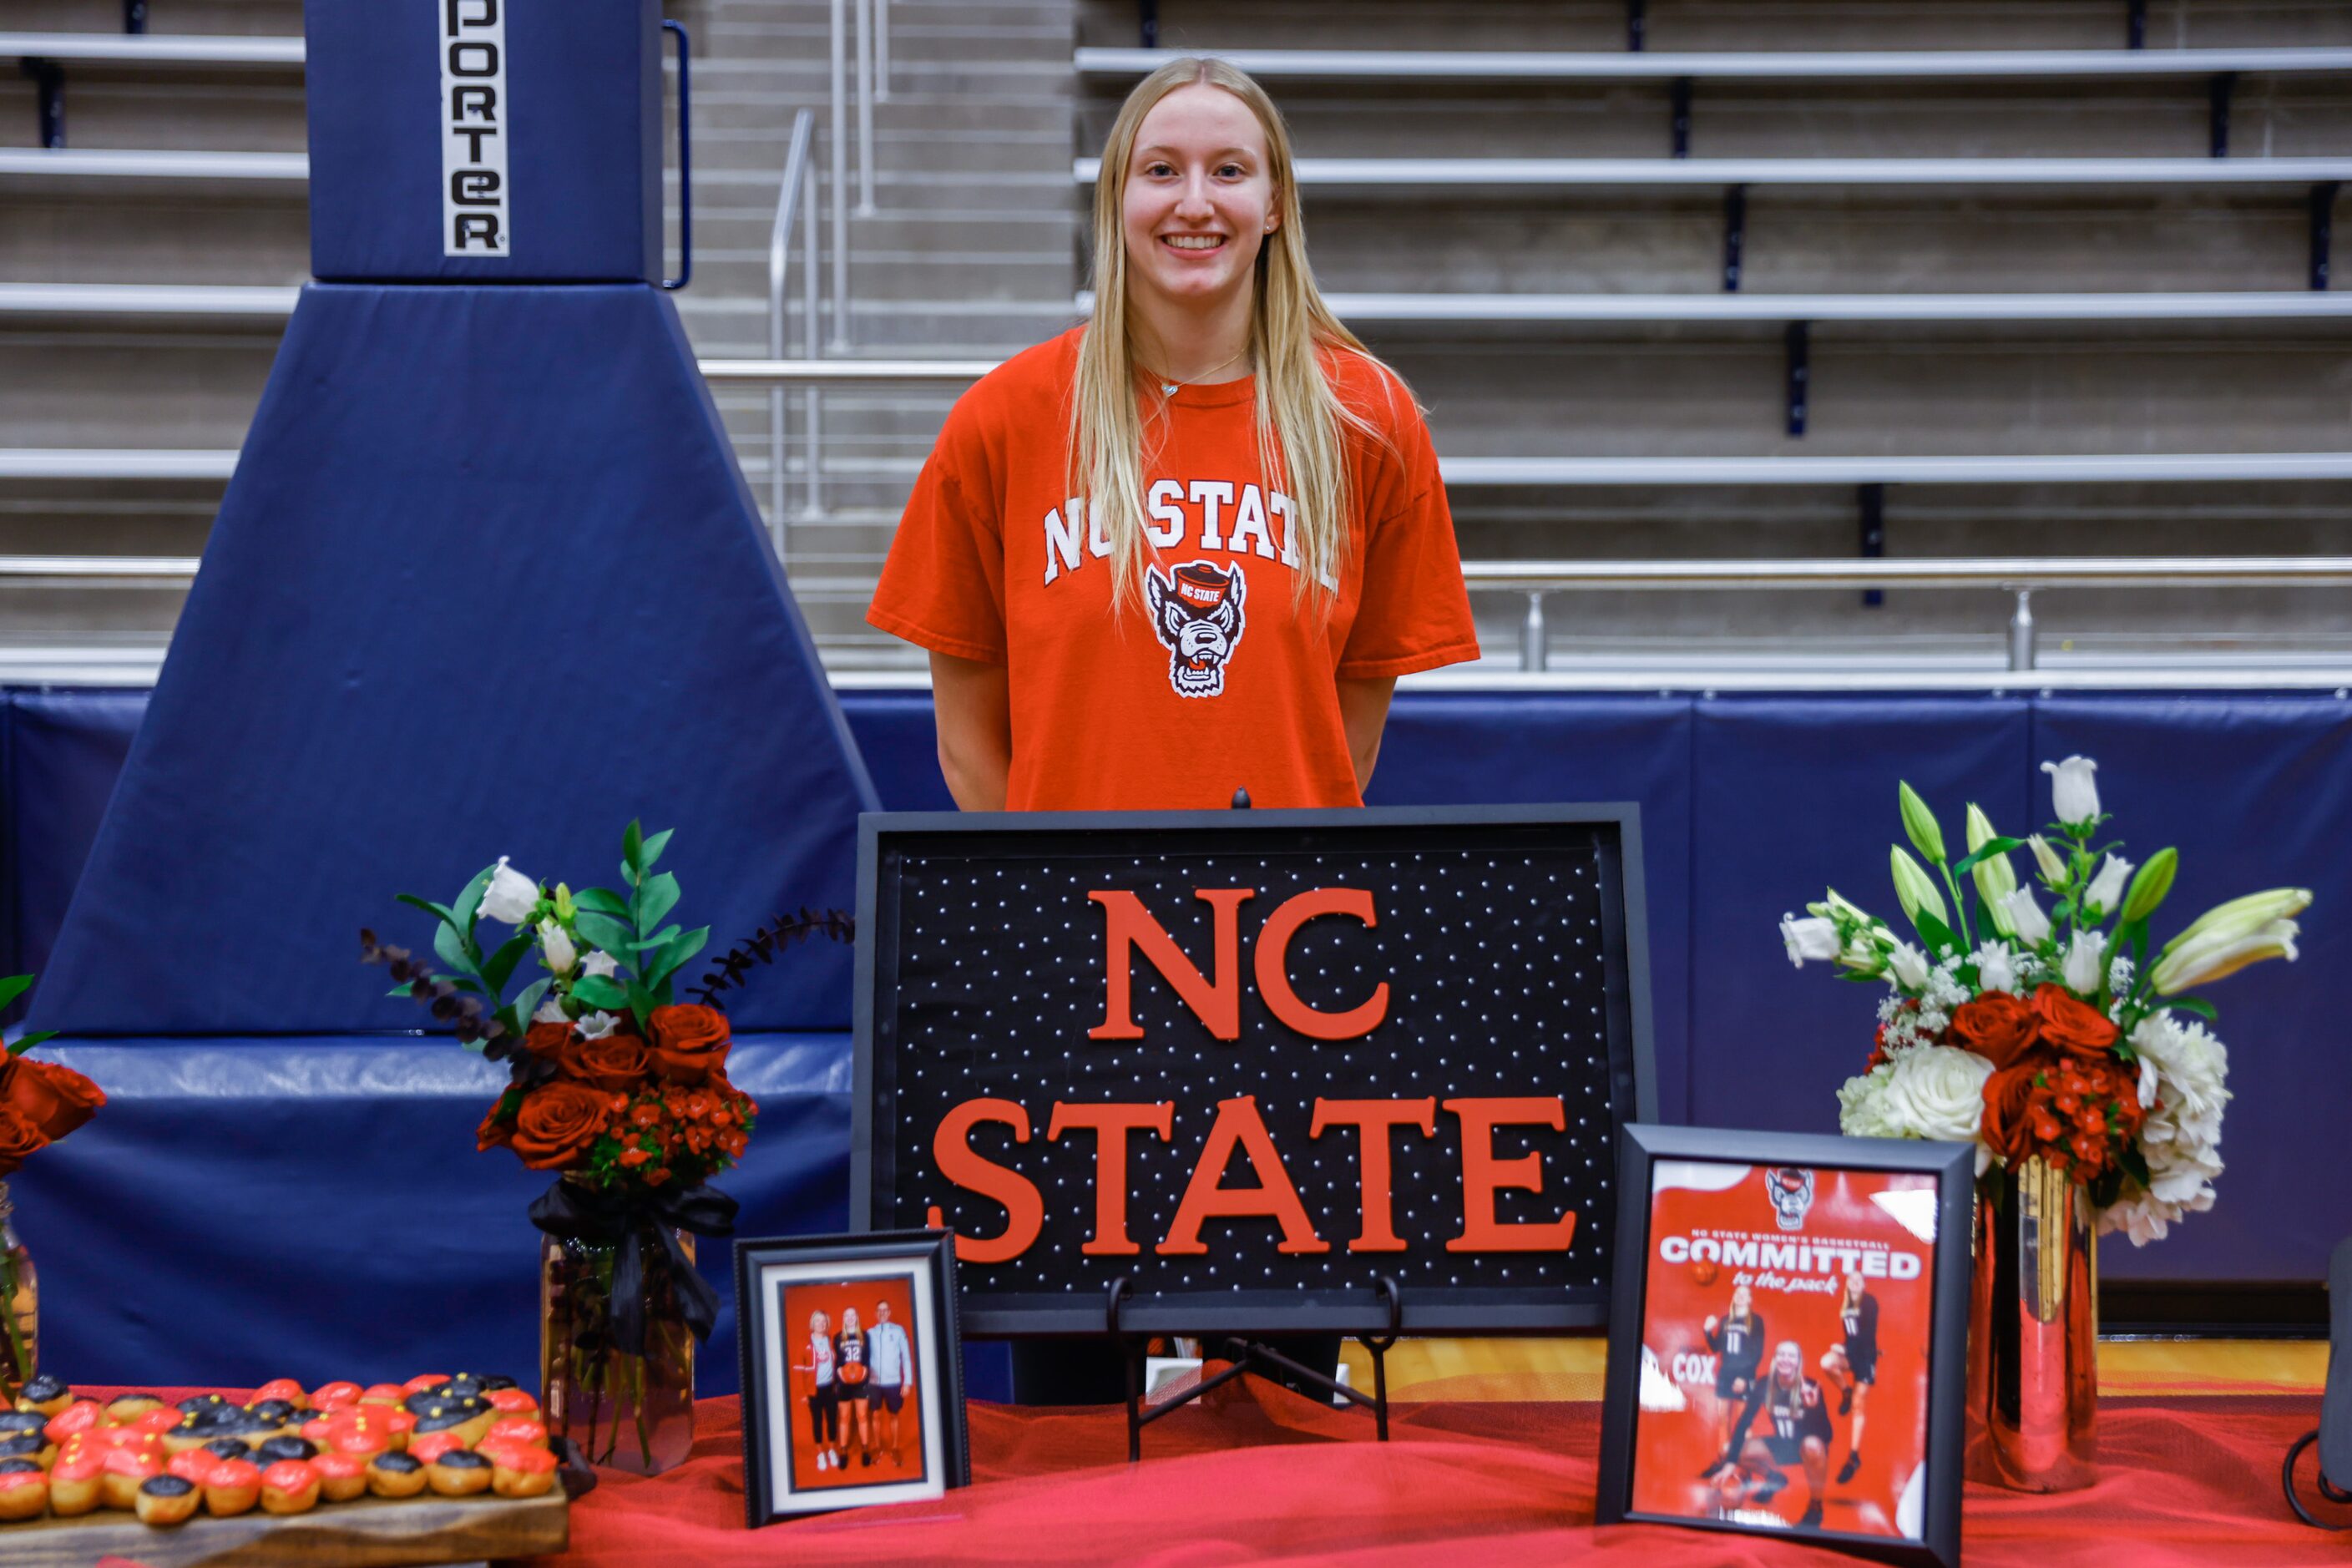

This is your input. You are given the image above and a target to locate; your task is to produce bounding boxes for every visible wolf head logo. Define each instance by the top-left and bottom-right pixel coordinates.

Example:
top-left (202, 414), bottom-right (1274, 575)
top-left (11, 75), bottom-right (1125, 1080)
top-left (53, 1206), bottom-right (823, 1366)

top-left (1764, 1166), bottom-right (1816, 1232)
top-left (1146, 559), bottom-right (1247, 699)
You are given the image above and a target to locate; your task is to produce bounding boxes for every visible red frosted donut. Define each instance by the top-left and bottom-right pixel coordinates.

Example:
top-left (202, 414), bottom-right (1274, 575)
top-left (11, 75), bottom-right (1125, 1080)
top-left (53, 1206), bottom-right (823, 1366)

top-left (259, 1459), bottom-right (320, 1515)
top-left (0, 1468), bottom-right (47, 1522)
top-left (402, 1374), bottom-right (449, 1395)
top-left (127, 1407), bottom-right (180, 1438)
top-left (167, 1447), bottom-right (220, 1484)
top-left (359, 1384), bottom-right (409, 1407)
top-left (99, 1439), bottom-right (164, 1510)
top-left (201, 1457), bottom-right (260, 1517)
top-left (311, 1450), bottom-right (368, 1503)
top-left (311, 1381), bottom-right (364, 1412)
top-left (405, 1430), bottom-right (468, 1465)
top-left (483, 1439), bottom-right (557, 1499)
top-left (485, 1387), bottom-right (540, 1414)
top-left (253, 1379), bottom-right (308, 1410)
top-left (483, 1417), bottom-right (549, 1450)
top-left (45, 1400), bottom-right (104, 1443)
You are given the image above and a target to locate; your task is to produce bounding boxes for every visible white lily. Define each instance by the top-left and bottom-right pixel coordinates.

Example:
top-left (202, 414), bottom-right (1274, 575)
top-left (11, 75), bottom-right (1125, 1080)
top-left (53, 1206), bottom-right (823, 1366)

top-left (2159, 888), bottom-right (2314, 958)
top-left (532, 993), bottom-right (569, 1024)
top-left (1889, 847), bottom-right (1947, 928)
top-left (1886, 942), bottom-right (1931, 989)
top-left (2061, 930), bottom-right (2109, 996)
top-left (1781, 914), bottom-right (1842, 968)
top-left (2027, 834), bottom-right (2070, 885)
top-left (1999, 887), bottom-right (2053, 945)
top-left (1966, 805), bottom-right (2020, 935)
top-left (539, 920), bottom-right (577, 974)
top-left (1973, 941), bottom-right (2019, 994)
top-left (580, 949), bottom-right (620, 979)
top-left (480, 856), bottom-right (540, 925)
top-left (576, 1011), bottom-right (620, 1040)
top-left (2151, 918), bottom-right (2300, 994)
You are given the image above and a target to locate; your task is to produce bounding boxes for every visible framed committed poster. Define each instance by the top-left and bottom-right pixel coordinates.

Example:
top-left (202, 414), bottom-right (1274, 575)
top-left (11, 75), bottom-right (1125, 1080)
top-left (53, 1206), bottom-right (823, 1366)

top-left (851, 807), bottom-right (1656, 1337)
top-left (735, 1229), bottom-right (970, 1524)
top-left (1596, 1125), bottom-right (1970, 1568)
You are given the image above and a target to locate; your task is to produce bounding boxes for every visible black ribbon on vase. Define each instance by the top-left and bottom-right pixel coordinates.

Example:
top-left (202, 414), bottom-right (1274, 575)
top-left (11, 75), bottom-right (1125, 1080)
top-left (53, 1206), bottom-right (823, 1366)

top-left (528, 1177), bottom-right (740, 1358)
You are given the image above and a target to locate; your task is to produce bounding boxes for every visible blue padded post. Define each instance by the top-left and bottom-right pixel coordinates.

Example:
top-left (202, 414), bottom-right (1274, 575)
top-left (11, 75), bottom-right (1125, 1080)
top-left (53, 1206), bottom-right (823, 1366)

top-left (27, 286), bottom-right (878, 1035)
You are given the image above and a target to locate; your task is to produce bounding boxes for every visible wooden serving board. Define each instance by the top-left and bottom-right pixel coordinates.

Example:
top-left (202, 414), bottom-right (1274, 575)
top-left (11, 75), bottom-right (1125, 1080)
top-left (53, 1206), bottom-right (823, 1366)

top-left (0, 1490), bottom-right (566, 1567)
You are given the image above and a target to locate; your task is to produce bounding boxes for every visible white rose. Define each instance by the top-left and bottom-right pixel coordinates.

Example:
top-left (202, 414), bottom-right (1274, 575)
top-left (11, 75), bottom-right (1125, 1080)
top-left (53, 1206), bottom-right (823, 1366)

top-left (1886, 942), bottom-right (1931, 989)
top-left (576, 1010), bottom-right (620, 1040)
top-left (479, 856), bottom-right (540, 925)
top-left (539, 919), bottom-right (578, 974)
top-left (1972, 941), bottom-right (2018, 994)
top-left (1875, 1045), bottom-right (1994, 1146)
top-left (2061, 931), bottom-right (2108, 996)
top-left (1781, 914), bottom-right (1841, 967)
top-left (2041, 755), bottom-right (2102, 826)
top-left (2082, 853), bottom-right (2133, 917)
top-left (580, 949), bottom-right (620, 979)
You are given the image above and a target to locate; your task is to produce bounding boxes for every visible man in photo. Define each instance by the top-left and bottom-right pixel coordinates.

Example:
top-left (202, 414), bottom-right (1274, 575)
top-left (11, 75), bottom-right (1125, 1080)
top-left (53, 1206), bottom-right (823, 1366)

top-left (1715, 1339), bottom-right (1834, 1529)
top-left (1697, 1282), bottom-right (1765, 1479)
top-left (1819, 1272), bottom-right (1880, 1485)
top-left (867, 1296), bottom-right (916, 1468)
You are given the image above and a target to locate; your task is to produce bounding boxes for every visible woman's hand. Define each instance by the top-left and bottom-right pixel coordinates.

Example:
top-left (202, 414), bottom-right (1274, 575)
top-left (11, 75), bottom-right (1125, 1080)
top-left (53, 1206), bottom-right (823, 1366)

top-left (930, 650), bottom-right (1012, 812)
top-left (1338, 676), bottom-right (1396, 795)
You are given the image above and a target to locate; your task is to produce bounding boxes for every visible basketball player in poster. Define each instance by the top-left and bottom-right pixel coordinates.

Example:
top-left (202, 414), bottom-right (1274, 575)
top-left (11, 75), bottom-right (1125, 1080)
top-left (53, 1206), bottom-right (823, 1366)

top-left (792, 1308), bottom-right (845, 1472)
top-left (836, 1307), bottom-right (873, 1467)
top-left (1820, 1272), bottom-right (1880, 1484)
top-left (1698, 1282), bottom-right (1766, 1476)
top-left (1717, 1340), bottom-right (1834, 1527)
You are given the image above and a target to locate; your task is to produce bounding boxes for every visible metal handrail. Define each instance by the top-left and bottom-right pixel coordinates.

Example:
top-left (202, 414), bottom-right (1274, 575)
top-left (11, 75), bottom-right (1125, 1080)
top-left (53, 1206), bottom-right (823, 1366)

top-left (767, 109), bottom-right (820, 551)
top-left (702, 358), bottom-right (1000, 384)
top-left (1074, 46), bottom-right (2352, 82)
top-left (1073, 154), bottom-right (2352, 188)
top-left (0, 148), bottom-right (307, 181)
top-left (0, 33), bottom-right (306, 66)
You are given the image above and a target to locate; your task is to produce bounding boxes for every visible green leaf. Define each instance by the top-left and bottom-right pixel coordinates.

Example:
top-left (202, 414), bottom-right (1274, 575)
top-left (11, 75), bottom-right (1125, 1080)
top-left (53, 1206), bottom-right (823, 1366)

top-left (7, 1031), bottom-right (57, 1057)
top-left (2163, 995), bottom-right (2219, 1022)
top-left (2088, 1169), bottom-right (2123, 1210)
top-left (627, 923), bottom-right (682, 953)
top-left (481, 931), bottom-right (536, 996)
top-left (625, 980), bottom-right (658, 1029)
top-left (1950, 837), bottom-right (2026, 878)
top-left (635, 872), bottom-right (680, 935)
top-left (396, 893), bottom-right (461, 931)
top-left (573, 912), bottom-right (636, 956)
top-left (644, 927), bottom-right (711, 991)
top-left (1914, 908), bottom-right (1961, 959)
top-left (450, 863), bottom-right (498, 934)
top-left (571, 974), bottom-right (630, 1012)
top-left (624, 819), bottom-right (645, 873)
top-left (0, 976), bottom-right (33, 1012)
top-left (432, 918), bottom-right (474, 977)
top-left (574, 888), bottom-right (631, 918)
top-left (639, 827), bottom-right (674, 870)
top-left (2118, 1142), bottom-right (2152, 1189)
top-left (509, 977), bottom-right (553, 1030)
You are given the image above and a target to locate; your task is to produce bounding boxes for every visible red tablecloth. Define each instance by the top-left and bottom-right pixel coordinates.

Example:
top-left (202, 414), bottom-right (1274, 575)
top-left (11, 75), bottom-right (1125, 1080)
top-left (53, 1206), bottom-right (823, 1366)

top-left (529, 1381), bottom-right (2349, 1566)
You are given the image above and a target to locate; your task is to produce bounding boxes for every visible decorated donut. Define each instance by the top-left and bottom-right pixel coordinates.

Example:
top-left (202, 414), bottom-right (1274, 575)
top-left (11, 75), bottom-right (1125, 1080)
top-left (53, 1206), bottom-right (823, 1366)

top-left (259, 1458), bottom-right (320, 1515)
top-left (482, 1439), bottom-right (557, 1499)
top-left (136, 1471), bottom-right (201, 1526)
top-left (201, 1456), bottom-right (261, 1517)
top-left (310, 1380), bottom-right (365, 1412)
top-left (365, 1449), bottom-right (427, 1500)
top-left (0, 1434), bottom-right (48, 1469)
top-left (166, 1446), bottom-right (220, 1485)
top-left (15, 1374), bottom-right (70, 1419)
top-left (425, 1447), bottom-right (492, 1497)
top-left (48, 1444), bottom-right (101, 1516)
top-left (104, 1393), bottom-right (165, 1423)
top-left (44, 1400), bottom-right (104, 1444)
top-left (408, 1393), bottom-right (495, 1449)
top-left (99, 1436), bottom-right (166, 1511)
top-left (253, 1378), bottom-right (310, 1412)
top-left (485, 1386), bottom-right (540, 1415)
top-left (483, 1415), bottom-right (549, 1450)
top-left (312, 1449), bottom-right (369, 1503)
top-left (0, 1467), bottom-right (46, 1522)
top-left (360, 1383), bottom-right (410, 1407)
top-left (254, 1434), bottom-right (320, 1467)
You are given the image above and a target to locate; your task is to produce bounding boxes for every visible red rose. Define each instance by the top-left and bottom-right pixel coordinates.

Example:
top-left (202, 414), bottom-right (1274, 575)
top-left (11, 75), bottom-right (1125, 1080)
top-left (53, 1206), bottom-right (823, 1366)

top-left (561, 1031), bottom-right (651, 1095)
top-left (476, 1101), bottom-right (514, 1154)
top-left (0, 1105), bottom-right (48, 1180)
top-left (647, 1005), bottom-right (731, 1085)
top-left (507, 1083), bottom-right (611, 1171)
top-left (0, 1058), bottom-right (104, 1141)
top-left (1980, 1048), bottom-right (2056, 1166)
top-left (523, 1022), bottom-right (574, 1060)
top-left (2030, 984), bottom-right (2119, 1060)
top-left (1947, 993), bottom-right (2038, 1070)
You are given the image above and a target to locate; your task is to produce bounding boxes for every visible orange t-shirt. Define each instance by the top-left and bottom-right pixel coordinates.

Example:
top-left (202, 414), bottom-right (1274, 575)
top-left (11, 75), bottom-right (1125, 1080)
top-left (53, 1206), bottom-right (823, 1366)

top-left (867, 327), bottom-right (1480, 810)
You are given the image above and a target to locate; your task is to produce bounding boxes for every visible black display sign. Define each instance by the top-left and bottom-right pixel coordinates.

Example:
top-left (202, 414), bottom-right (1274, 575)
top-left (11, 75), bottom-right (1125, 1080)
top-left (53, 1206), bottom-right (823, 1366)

top-left (851, 807), bottom-right (1656, 1336)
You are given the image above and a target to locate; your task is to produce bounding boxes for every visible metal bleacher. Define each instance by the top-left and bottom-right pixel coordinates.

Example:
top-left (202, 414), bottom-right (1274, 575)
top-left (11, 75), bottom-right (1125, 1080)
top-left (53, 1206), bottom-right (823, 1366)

top-left (5, 0), bottom-right (2352, 682)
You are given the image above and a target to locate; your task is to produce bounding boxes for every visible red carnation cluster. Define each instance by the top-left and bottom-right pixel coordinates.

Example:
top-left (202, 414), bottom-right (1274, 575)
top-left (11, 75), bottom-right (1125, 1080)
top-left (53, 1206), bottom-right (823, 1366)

top-left (478, 1004), bottom-right (757, 1189)
top-left (1955, 985), bottom-right (2145, 1182)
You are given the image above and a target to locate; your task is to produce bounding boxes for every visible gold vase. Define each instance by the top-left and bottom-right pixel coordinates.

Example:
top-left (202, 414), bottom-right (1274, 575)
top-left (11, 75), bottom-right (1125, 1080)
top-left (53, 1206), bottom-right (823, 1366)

top-left (1965, 1156), bottom-right (2097, 1491)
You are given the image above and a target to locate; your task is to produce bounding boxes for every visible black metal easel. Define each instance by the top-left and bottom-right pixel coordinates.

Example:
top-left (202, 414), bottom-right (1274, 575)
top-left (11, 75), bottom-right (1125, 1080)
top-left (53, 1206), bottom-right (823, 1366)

top-left (1106, 1275), bottom-right (1404, 1463)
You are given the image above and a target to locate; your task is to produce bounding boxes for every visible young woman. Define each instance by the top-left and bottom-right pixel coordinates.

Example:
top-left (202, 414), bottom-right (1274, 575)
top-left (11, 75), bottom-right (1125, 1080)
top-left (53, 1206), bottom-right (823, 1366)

top-left (868, 56), bottom-right (1479, 1403)
top-left (1819, 1272), bottom-right (1879, 1484)
top-left (1698, 1282), bottom-right (1766, 1478)
top-left (792, 1308), bottom-right (843, 1472)
top-left (869, 55), bottom-right (1479, 813)
top-left (835, 1307), bottom-right (873, 1465)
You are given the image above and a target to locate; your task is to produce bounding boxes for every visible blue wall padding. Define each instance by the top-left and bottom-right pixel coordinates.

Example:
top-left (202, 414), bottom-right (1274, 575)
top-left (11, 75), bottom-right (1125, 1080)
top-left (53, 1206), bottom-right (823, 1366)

top-left (305, 0), bottom-right (665, 284)
top-left (2, 692), bottom-right (145, 1019)
top-left (7, 686), bottom-right (2349, 1297)
top-left (25, 285), bottom-right (877, 1038)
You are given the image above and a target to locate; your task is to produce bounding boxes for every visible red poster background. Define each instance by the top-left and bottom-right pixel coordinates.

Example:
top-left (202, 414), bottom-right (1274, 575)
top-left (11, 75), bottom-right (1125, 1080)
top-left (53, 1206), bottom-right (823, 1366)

top-left (779, 1276), bottom-right (927, 1494)
top-left (1628, 1161), bottom-right (1935, 1540)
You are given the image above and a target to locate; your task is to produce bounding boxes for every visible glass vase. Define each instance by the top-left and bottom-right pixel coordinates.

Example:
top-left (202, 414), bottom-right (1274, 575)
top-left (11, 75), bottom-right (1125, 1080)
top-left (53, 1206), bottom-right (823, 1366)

top-left (0, 1186), bottom-right (33, 1402)
top-left (1965, 1156), bottom-right (2097, 1492)
top-left (539, 1226), bottom-right (695, 1475)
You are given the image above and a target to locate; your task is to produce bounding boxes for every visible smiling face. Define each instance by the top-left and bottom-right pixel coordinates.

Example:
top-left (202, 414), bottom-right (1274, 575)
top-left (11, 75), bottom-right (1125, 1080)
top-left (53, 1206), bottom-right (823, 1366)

top-left (1773, 1342), bottom-right (1803, 1385)
top-left (1120, 83), bottom-right (1278, 318)
top-left (1730, 1284), bottom-right (1752, 1318)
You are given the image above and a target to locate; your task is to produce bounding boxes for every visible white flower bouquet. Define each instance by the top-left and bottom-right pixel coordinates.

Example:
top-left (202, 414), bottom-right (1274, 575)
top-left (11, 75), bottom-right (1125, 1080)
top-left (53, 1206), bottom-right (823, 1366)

top-left (1783, 756), bottom-right (2311, 1244)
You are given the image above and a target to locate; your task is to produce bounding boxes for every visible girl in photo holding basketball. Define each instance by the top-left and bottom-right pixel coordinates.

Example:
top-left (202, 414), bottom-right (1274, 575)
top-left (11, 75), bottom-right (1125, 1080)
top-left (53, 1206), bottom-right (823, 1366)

top-left (835, 1307), bottom-right (873, 1466)
top-left (868, 55), bottom-right (1479, 1402)
top-left (1819, 1272), bottom-right (1879, 1485)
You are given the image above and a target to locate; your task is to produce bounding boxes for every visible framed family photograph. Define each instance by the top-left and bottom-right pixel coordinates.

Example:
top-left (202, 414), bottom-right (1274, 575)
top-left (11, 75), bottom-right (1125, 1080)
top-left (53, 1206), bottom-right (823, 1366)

top-left (1596, 1125), bottom-right (1971, 1568)
top-left (736, 1228), bottom-right (971, 1525)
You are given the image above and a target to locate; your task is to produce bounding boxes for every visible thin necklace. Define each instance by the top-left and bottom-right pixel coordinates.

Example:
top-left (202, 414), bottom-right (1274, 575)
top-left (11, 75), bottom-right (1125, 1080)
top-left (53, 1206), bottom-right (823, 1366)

top-left (1145, 345), bottom-right (1250, 396)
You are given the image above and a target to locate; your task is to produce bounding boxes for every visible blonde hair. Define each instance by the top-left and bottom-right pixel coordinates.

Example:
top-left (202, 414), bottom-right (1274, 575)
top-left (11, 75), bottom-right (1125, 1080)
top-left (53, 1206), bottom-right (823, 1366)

top-left (1073, 57), bottom-right (1407, 614)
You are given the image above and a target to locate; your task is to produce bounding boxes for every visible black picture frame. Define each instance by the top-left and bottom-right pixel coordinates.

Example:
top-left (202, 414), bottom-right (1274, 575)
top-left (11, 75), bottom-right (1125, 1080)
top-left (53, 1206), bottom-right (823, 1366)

top-left (849, 805), bottom-right (1658, 1338)
top-left (734, 1228), bottom-right (970, 1525)
top-left (1596, 1125), bottom-right (1970, 1568)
